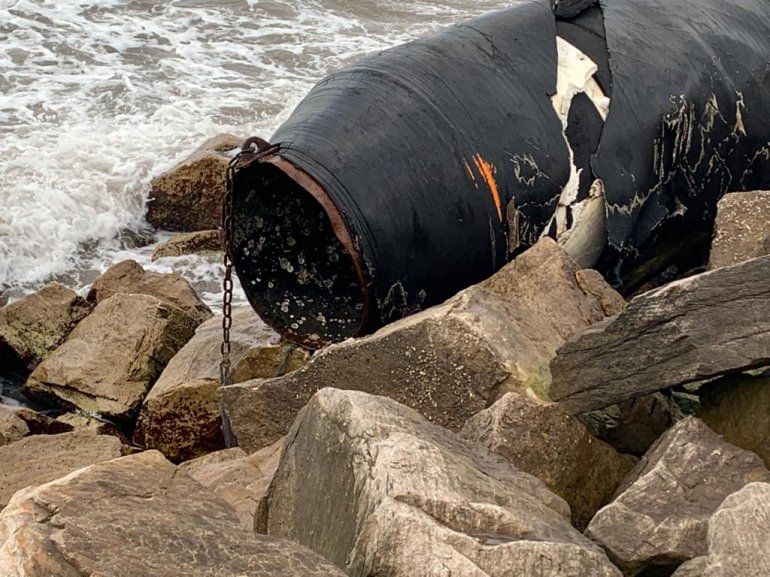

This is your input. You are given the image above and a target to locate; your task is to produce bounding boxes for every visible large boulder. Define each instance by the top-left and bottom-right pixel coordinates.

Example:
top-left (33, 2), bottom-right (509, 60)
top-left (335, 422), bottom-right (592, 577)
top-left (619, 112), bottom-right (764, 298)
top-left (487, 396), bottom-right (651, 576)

top-left (179, 439), bottom-right (283, 532)
top-left (267, 388), bottom-right (621, 576)
top-left (0, 283), bottom-right (91, 371)
top-left (586, 417), bottom-right (770, 576)
top-left (672, 482), bottom-right (770, 577)
top-left (151, 229), bottom-right (222, 260)
top-left (87, 259), bottom-right (212, 325)
top-left (0, 405), bottom-right (72, 447)
top-left (0, 450), bottom-right (346, 577)
top-left (146, 134), bottom-right (241, 231)
top-left (0, 430), bottom-right (124, 510)
top-left (134, 307), bottom-right (309, 462)
top-left (697, 371), bottom-right (770, 468)
top-left (461, 393), bottom-right (636, 529)
top-left (708, 190), bottom-right (770, 270)
top-left (222, 239), bottom-right (625, 453)
top-left (25, 294), bottom-right (199, 422)
top-left (551, 255), bottom-right (770, 414)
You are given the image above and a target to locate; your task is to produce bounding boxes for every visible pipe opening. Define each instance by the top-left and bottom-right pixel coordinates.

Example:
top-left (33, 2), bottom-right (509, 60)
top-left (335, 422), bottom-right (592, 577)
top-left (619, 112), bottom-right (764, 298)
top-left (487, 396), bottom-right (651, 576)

top-left (232, 159), bottom-right (367, 348)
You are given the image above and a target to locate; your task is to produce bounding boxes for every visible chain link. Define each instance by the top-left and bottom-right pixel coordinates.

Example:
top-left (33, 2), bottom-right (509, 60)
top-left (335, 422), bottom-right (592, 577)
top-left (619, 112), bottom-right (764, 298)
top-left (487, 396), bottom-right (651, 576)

top-left (219, 153), bottom-right (239, 389)
top-left (220, 136), bottom-right (277, 390)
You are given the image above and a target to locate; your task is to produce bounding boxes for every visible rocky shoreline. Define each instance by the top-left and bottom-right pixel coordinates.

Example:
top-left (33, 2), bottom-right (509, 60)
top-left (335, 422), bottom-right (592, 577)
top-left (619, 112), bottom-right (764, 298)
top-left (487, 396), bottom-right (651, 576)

top-left (0, 138), bottom-right (769, 576)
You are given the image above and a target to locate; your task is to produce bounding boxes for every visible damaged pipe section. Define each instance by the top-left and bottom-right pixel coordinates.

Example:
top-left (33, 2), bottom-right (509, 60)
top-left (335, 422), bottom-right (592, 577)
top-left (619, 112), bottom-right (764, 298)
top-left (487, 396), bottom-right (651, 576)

top-left (231, 0), bottom-right (770, 347)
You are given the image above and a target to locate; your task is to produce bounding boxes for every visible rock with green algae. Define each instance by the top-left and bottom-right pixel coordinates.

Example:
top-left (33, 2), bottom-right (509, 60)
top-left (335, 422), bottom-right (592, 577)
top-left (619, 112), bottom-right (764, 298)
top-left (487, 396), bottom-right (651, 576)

top-left (0, 283), bottom-right (92, 371)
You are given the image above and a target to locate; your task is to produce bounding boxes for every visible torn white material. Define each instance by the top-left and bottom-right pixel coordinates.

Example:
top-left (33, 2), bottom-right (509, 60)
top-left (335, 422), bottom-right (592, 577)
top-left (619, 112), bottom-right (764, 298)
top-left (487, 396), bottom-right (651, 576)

top-left (552, 36), bottom-right (610, 124)
top-left (559, 179), bottom-right (608, 268)
top-left (543, 36), bottom-right (611, 251)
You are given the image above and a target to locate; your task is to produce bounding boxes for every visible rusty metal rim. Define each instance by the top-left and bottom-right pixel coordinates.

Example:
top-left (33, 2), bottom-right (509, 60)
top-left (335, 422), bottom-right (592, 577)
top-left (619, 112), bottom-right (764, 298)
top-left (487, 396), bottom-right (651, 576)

top-left (256, 154), bottom-right (372, 342)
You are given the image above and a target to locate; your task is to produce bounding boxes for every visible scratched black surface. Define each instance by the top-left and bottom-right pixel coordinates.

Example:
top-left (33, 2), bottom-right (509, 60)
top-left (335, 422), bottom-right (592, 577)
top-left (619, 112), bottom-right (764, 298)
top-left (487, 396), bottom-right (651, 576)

top-left (594, 0), bottom-right (770, 288)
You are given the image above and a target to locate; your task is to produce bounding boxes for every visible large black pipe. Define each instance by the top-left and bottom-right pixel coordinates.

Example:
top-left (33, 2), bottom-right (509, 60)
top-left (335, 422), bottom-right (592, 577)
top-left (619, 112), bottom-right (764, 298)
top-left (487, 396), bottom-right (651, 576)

top-left (231, 0), bottom-right (770, 347)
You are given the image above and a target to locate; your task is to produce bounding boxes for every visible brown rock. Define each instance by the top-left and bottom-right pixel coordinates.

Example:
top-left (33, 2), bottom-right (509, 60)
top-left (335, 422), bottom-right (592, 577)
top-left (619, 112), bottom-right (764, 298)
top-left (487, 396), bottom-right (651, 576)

top-left (134, 307), bottom-right (308, 462)
top-left (586, 417), bottom-right (770, 576)
top-left (672, 482), bottom-right (770, 577)
top-left (267, 389), bottom-right (621, 576)
top-left (551, 255), bottom-right (770, 414)
top-left (580, 393), bottom-right (682, 456)
top-left (56, 412), bottom-right (130, 444)
top-left (697, 372), bottom-right (770, 468)
top-left (0, 450), bottom-right (346, 576)
top-left (87, 259), bottom-right (212, 325)
top-left (179, 439), bottom-right (283, 532)
top-left (0, 283), bottom-right (91, 370)
top-left (0, 405), bottom-right (73, 446)
top-left (708, 190), bottom-right (770, 269)
top-left (0, 430), bottom-right (124, 510)
top-left (151, 230), bottom-right (222, 261)
top-left (146, 134), bottom-right (241, 231)
top-left (222, 239), bottom-right (624, 453)
top-left (461, 393), bottom-right (636, 529)
top-left (25, 294), bottom-right (199, 421)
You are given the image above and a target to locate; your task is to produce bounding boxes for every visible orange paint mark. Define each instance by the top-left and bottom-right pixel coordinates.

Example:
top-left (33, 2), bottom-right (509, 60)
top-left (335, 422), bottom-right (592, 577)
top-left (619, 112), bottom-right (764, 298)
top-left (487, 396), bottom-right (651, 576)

top-left (472, 154), bottom-right (503, 221)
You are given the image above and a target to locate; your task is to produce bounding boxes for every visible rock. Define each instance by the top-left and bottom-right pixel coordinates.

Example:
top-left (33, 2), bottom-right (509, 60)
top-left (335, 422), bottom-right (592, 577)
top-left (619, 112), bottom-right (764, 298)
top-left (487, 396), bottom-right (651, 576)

top-left (671, 482), bottom-right (770, 577)
top-left (25, 294), bottom-right (199, 422)
top-left (179, 439), bottom-right (283, 532)
top-left (461, 392), bottom-right (636, 530)
top-left (0, 430), bottom-right (124, 510)
top-left (151, 230), bottom-right (222, 260)
top-left (0, 405), bottom-right (73, 446)
top-left (553, 0), bottom-right (598, 18)
top-left (708, 190), bottom-right (770, 270)
top-left (267, 388), bottom-right (621, 576)
top-left (146, 134), bottom-right (241, 231)
top-left (580, 393), bottom-right (682, 456)
top-left (586, 417), bottom-right (770, 576)
top-left (222, 239), bottom-right (625, 453)
top-left (87, 259), bottom-right (212, 325)
top-left (56, 412), bottom-right (130, 444)
top-left (0, 283), bottom-right (91, 371)
top-left (134, 307), bottom-right (308, 462)
top-left (0, 450), bottom-right (346, 577)
top-left (550, 255), bottom-right (770, 414)
top-left (697, 372), bottom-right (770, 468)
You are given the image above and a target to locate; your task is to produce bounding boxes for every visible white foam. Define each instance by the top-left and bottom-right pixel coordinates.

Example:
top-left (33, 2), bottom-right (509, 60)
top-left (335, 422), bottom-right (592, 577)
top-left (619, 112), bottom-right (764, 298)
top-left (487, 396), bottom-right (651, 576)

top-left (1, 0), bottom-right (505, 299)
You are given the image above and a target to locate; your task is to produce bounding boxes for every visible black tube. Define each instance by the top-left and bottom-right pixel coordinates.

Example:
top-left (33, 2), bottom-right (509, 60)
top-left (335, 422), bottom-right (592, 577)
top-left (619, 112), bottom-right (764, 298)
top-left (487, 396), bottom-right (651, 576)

top-left (232, 0), bottom-right (770, 347)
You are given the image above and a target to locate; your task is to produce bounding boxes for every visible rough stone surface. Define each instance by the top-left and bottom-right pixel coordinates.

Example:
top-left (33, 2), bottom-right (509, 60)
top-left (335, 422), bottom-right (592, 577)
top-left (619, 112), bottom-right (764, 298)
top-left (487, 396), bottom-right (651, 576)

top-left (461, 393), bottom-right (636, 529)
top-left (180, 439), bottom-right (283, 532)
top-left (551, 255), bottom-right (770, 414)
top-left (586, 417), bottom-right (770, 576)
top-left (25, 294), bottom-right (199, 422)
top-left (0, 431), bottom-right (124, 510)
top-left (222, 239), bottom-right (624, 453)
top-left (0, 450), bottom-right (346, 577)
top-left (708, 190), bottom-right (770, 269)
top-left (0, 405), bottom-right (72, 447)
top-left (580, 393), bottom-right (682, 456)
top-left (87, 259), bottom-right (212, 325)
top-left (151, 230), bottom-right (222, 260)
top-left (56, 412), bottom-right (130, 444)
top-left (697, 372), bottom-right (770, 468)
top-left (0, 283), bottom-right (91, 370)
top-left (671, 482), bottom-right (770, 577)
top-left (267, 388), bottom-right (621, 576)
top-left (146, 134), bottom-right (241, 231)
top-left (134, 307), bottom-right (308, 462)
